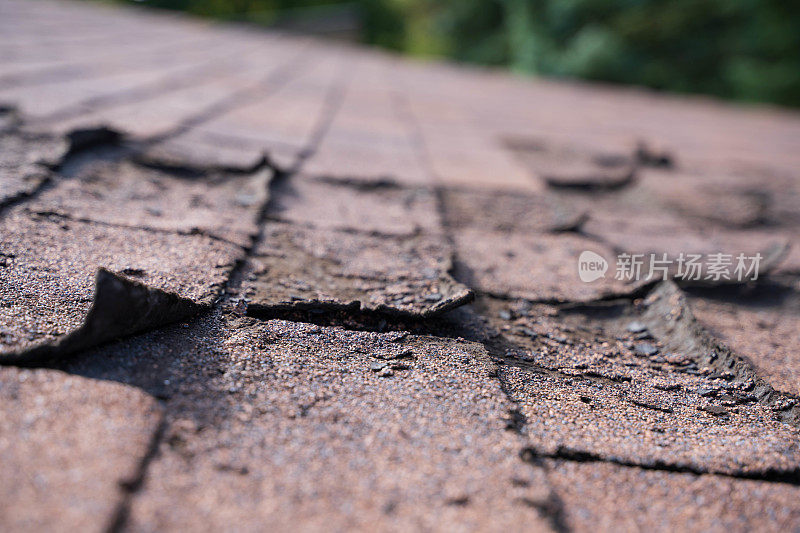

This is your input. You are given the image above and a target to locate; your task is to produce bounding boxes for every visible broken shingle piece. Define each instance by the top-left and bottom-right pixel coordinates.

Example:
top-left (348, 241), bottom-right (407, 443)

top-left (2, 268), bottom-right (204, 364)
top-left (479, 296), bottom-right (716, 392)
top-left (27, 159), bottom-right (271, 247)
top-left (507, 366), bottom-right (800, 478)
top-left (0, 211), bottom-right (242, 360)
top-left (483, 281), bottom-right (800, 477)
top-left (690, 291), bottom-right (800, 398)
top-left (452, 228), bottom-right (641, 302)
top-left (242, 222), bottom-right (472, 317)
top-left (0, 366), bottom-right (161, 532)
top-left (516, 280), bottom-right (799, 418)
top-left (270, 174), bottom-right (441, 236)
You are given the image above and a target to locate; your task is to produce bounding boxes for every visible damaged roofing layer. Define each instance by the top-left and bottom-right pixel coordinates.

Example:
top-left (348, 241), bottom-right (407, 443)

top-left (2, 0), bottom-right (800, 531)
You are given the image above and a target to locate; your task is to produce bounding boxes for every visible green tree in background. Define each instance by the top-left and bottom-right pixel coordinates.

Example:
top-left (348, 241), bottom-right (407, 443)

top-left (115, 0), bottom-right (800, 107)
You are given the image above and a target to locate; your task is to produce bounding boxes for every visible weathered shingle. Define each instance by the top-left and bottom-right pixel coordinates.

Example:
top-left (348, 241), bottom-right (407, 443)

top-left (1, 0), bottom-right (799, 529)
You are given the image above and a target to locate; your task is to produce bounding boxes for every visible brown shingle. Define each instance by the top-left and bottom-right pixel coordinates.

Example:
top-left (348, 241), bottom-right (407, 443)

top-left (1, 0), bottom-right (799, 529)
top-left (0, 366), bottom-right (161, 531)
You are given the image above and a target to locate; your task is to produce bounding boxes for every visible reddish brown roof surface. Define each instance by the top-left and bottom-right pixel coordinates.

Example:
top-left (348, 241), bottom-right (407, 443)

top-left (2, 0), bottom-right (800, 531)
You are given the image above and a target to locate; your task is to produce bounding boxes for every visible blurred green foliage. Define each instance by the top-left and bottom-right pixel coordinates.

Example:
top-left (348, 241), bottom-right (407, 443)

top-left (118, 0), bottom-right (800, 107)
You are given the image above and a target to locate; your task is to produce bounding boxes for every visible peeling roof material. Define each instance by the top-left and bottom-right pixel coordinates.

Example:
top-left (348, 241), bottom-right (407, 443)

top-left (1, 0), bottom-right (800, 530)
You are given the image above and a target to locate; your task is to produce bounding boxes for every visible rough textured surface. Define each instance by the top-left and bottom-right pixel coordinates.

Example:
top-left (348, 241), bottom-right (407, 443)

top-left (0, 366), bottom-right (161, 532)
top-left (242, 222), bottom-right (471, 318)
top-left (0, 210), bottom-right (241, 358)
top-left (452, 229), bottom-right (639, 302)
top-left (3, 268), bottom-right (205, 365)
top-left (63, 314), bottom-right (554, 532)
top-left (1, 0), bottom-right (800, 530)
top-left (508, 366), bottom-right (800, 477)
top-left (270, 175), bottom-right (441, 236)
top-left (29, 159), bottom-right (270, 247)
top-left (0, 129), bottom-right (67, 204)
top-left (544, 459), bottom-right (800, 532)
top-left (689, 281), bottom-right (800, 397)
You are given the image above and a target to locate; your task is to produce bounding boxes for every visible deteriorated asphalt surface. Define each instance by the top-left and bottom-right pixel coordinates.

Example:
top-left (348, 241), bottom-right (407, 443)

top-left (2, 1), bottom-right (800, 531)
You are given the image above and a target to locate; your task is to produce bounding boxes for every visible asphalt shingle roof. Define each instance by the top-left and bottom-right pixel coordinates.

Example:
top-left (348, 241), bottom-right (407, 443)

top-left (2, 0), bottom-right (800, 531)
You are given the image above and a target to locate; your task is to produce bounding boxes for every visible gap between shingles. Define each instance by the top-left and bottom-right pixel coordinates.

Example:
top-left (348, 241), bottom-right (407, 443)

top-left (105, 414), bottom-right (168, 533)
top-left (0, 126), bottom-right (124, 216)
top-left (23, 208), bottom-right (252, 249)
top-left (98, 47), bottom-right (355, 533)
top-left (520, 445), bottom-right (800, 487)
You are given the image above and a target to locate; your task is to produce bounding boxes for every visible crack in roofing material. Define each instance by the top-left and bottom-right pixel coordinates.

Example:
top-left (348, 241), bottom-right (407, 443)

top-left (241, 222), bottom-right (472, 319)
top-left (2, 0), bottom-right (800, 530)
top-left (60, 313), bottom-right (556, 531)
top-left (0, 209), bottom-right (243, 361)
top-left (522, 445), bottom-right (800, 485)
top-left (507, 364), bottom-right (800, 479)
top-left (2, 269), bottom-right (205, 365)
top-left (0, 124), bottom-right (122, 213)
top-left (542, 458), bottom-right (800, 531)
top-left (688, 281), bottom-right (800, 398)
top-left (0, 129), bottom-right (67, 206)
top-left (638, 281), bottom-right (800, 423)
top-left (476, 282), bottom-right (800, 479)
top-left (26, 159), bottom-right (271, 248)
top-left (0, 365), bottom-right (162, 532)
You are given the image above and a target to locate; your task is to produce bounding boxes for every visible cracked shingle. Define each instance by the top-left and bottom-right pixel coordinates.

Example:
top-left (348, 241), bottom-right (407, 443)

top-left (0, 210), bottom-right (242, 360)
top-left (689, 282), bottom-right (800, 398)
top-left (492, 283), bottom-right (800, 478)
top-left (0, 129), bottom-right (67, 205)
top-left (452, 229), bottom-right (640, 302)
top-left (61, 314), bottom-right (555, 531)
top-left (270, 175), bottom-right (441, 236)
top-left (27, 158), bottom-right (270, 247)
top-left (507, 365), bottom-right (800, 477)
top-left (241, 222), bottom-right (471, 318)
